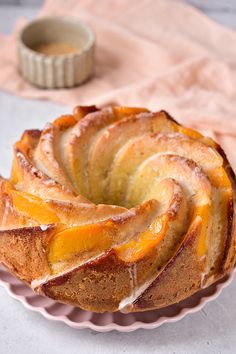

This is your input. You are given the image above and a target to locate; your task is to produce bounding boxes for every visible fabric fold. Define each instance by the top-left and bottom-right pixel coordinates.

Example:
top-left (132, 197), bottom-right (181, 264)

top-left (0, 0), bottom-right (236, 167)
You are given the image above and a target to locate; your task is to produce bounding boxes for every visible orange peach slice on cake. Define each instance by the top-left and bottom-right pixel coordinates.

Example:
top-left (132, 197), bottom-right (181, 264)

top-left (47, 199), bottom-right (159, 269)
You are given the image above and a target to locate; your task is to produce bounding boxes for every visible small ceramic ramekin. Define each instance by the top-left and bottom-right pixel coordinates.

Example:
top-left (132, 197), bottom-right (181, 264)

top-left (18, 17), bottom-right (95, 89)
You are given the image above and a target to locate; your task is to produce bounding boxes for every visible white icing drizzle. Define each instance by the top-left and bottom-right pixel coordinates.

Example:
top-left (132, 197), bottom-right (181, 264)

top-left (119, 263), bottom-right (145, 313)
top-left (31, 274), bottom-right (51, 290)
top-left (200, 271), bottom-right (207, 288)
top-left (118, 271), bottom-right (157, 313)
top-left (39, 225), bottom-right (50, 231)
top-left (1, 198), bottom-right (12, 226)
top-left (119, 264), bottom-right (137, 313)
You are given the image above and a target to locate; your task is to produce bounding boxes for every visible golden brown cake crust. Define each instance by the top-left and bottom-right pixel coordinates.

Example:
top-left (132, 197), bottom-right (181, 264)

top-left (0, 105), bottom-right (235, 313)
top-left (0, 226), bottom-right (54, 283)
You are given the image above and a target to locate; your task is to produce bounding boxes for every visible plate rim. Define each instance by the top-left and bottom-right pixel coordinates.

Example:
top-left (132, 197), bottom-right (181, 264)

top-left (0, 267), bottom-right (234, 332)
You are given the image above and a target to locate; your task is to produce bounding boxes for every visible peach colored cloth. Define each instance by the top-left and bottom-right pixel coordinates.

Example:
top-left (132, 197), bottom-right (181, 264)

top-left (1, 0), bottom-right (236, 167)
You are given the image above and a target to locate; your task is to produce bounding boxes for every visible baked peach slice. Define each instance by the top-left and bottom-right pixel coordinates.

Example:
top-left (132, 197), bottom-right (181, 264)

top-left (112, 106), bottom-right (149, 119)
top-left (0, 179), bottom-right (57, 283)
top-left (0, 179), bottom-right (36, 230)
top-left (47, 199), bottom-right (159, 269)
top-left (3, 179), bottom-right (128, 227)
top-left (1, 174), bottom-right (128, 227)
top-left (73, 105), bottom-right (98, 120)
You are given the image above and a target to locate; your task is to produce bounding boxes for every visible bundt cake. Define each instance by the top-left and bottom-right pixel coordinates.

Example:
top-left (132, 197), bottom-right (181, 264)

top-left (0, 105), bottom-right (235, 313)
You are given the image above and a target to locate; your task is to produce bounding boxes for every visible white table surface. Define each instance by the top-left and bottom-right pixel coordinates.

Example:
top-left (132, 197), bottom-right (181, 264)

top-left (0, 2), bottom-right (236, 354)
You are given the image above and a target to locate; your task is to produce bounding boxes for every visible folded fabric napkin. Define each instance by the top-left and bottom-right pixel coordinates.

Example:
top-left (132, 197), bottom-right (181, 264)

top-left (1, 0), bottom-right (236, 167)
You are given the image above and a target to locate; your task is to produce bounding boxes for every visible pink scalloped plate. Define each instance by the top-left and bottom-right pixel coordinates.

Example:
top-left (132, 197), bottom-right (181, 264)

top-left (0, 264), bottom-right (234, 332)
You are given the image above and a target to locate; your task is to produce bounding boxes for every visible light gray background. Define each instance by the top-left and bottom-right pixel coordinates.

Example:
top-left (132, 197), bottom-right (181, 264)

top-left (0, 1), bottom-right (236, 354)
